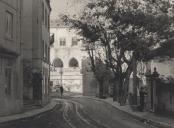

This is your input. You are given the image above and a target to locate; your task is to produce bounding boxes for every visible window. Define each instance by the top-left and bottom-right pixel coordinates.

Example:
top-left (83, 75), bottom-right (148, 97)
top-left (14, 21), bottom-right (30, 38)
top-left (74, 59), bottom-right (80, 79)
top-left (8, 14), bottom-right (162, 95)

top-left (48, 48), bottom-right (50, 63)
top-left (47, 14), bottom-right (50, 30)
top-left (69, 58), bottom-right (79, 67)
top-left (59, 38), bottom-right (66, 46)
top-left (45, 43), bottom-right (48, 61)
top-left (72, 37), bottom-right (78, 46)
top-left (46, 75), bottom-right (49, 95)
top-left (53, 58), bottom-right (63, 67)
top-left (42, 41), bottom-right (48, 61)
top-left (5, 11), bottom-right (13, 38)
top-left (45, 9), bottom-right (47, 28)
top-left (5, 60), bottom-right (12, 95)
top-left (46, 12), bottom-right (49, 30)
top-left (44, 76), bottom-right (47, 94)
top-left (42, 41), bottom-right (45, 59)
top-left (42, 69), bottom-right (45, 94)
top-left (5, 67), bottom-right (12, 95)
top-left (42, 3), bottom-right (44, 23)
top-left (0, 58), bottom-right (3, 73)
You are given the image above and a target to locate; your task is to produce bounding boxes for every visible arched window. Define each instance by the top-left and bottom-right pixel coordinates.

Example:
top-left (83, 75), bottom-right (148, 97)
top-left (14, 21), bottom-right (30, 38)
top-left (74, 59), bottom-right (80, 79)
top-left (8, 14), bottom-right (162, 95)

top-left (53, 58), bottom-right (63, 68)
top-left (69, 58), bottom-right (79, 67)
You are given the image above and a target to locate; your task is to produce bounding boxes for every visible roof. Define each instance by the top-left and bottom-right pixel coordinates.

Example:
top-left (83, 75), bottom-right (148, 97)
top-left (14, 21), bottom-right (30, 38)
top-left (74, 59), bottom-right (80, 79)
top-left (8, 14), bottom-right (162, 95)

top-left (50, 19), bottom-right (69, 28)
top-left (145, 39), bottom-right (174, 60)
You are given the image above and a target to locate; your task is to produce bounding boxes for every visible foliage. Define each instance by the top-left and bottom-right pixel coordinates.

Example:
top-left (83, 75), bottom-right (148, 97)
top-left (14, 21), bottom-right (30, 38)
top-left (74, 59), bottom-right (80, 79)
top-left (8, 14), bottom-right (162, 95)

top-left (94, 58), bottom-right (114, 97)
top-left (62, 0), bottom-right (174, 104)
top-left (94, 58), bottom-right (114, 85)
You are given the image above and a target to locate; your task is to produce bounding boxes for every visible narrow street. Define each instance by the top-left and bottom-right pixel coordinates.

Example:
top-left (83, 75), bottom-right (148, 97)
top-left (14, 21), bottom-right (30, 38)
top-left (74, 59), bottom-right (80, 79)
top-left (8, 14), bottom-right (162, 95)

top-left (0, 0), bottom-right (174, 128)
top-left (0, 96), bottom-right (155, 128)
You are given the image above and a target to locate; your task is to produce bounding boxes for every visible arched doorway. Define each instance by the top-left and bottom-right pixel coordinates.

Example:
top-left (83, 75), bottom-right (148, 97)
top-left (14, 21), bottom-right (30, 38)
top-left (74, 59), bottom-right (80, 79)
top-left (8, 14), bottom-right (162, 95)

top-left (69, 58), bottom-right (79, 67)
top-left (53, 58), bottom-right (63, 68)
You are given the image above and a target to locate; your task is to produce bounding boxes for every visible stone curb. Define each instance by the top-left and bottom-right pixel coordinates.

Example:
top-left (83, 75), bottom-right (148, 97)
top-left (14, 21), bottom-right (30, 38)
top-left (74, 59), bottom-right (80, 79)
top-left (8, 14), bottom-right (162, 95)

top-left (82, 96), bottom-right (174, 128)
top-left (0, 100), bottom-right (57, 124)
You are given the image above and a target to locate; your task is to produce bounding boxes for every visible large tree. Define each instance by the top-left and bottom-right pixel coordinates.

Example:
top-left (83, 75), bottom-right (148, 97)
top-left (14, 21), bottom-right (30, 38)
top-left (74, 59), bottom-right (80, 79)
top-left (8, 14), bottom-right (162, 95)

top-left (62, 0), bottom-right (174, 104)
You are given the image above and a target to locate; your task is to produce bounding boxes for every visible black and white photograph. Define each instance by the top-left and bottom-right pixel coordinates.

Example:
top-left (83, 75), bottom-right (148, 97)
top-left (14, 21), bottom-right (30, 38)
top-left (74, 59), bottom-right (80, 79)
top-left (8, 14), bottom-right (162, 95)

top-left (0, 0), bottom-right (174, 128)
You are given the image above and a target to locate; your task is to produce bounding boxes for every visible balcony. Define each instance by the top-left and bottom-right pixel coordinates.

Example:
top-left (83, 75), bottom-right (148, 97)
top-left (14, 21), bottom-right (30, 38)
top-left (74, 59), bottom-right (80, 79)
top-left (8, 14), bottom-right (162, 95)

top-left (46, 0), bottom-right (51, 11)
top-left (0, 44), bottom-right (19, 58)
top-left (50, 33), bottom-right (55, 45)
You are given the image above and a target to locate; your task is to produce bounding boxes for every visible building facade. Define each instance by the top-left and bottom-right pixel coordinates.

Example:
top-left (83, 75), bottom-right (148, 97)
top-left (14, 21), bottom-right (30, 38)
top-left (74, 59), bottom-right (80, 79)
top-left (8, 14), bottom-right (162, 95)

top-left (50, 24), bottom-right (87, 93)
top-left (50, 21), bottom-right (98, 95)
top-left (0, 0), bottom-right (23, 116)
top-left (22, 0), bottom-right (51, 105)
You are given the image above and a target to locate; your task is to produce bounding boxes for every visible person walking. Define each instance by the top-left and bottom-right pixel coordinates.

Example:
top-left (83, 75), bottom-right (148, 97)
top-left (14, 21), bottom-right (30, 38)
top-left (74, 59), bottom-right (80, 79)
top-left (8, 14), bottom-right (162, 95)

top-left (60, 86), bottom-right (64, 98)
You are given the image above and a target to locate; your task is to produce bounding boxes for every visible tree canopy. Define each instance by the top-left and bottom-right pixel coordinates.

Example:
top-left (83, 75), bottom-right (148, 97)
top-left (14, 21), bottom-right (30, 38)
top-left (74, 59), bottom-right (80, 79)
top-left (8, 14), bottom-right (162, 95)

top-left (62, 0), bottom-right (174, 104)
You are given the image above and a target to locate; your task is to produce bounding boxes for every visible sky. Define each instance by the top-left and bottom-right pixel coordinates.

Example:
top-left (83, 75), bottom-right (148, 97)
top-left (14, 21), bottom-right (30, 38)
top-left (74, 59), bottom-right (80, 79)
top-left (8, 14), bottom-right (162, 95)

top-left (50, 0), bottom-right (174, 20)
top-left (50, 0), bottom-right (89, 20)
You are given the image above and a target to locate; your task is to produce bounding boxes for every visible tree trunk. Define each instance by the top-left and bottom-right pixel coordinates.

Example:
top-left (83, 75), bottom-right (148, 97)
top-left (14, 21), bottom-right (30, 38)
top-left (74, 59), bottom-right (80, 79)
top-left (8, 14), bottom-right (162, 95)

top-left (119, 66), bottom-right (133, 105)
top-left (118, 75), bottom-right (124, 105)
top-left (98, 80), bottom-right (104, 98)
top-left (121, 77), bottom-right (129, 105)
top-left (113, 80), bottom-right (119, 101)
top-left (132, 56), bottom-right (138, 105)
top-left (112, 73), bottom-right (125, 105)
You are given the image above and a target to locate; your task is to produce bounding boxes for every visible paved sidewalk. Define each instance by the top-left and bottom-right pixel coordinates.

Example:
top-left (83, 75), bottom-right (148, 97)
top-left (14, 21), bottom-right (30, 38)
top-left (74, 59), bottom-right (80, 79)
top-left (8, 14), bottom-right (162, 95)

top-left (81, 96), bottom-right (174, 128)
top-left (102, 98), bottom-right (174, 128)
top-left (0, 100), bottom-right (57, 124)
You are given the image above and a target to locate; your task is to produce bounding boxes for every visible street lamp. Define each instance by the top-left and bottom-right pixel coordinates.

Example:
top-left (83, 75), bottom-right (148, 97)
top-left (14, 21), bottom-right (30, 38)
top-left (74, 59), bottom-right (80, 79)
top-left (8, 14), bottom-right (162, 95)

top-left (59, 66), bottom-right (63, 87)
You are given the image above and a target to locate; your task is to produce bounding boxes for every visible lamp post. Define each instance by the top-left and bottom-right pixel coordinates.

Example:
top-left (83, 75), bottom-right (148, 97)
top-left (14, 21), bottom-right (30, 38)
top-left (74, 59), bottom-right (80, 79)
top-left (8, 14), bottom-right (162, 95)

top-left (59, 67), bottom-right (63, 87)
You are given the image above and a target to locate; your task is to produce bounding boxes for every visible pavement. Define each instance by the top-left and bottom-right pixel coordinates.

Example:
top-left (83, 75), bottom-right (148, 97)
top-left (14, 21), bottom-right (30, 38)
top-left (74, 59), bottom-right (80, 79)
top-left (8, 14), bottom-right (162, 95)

top-left (0, 100), bottom-right (57, 124)
top-left (0, 92), bottom-right (174, 128)
top-left (0, 92), bottom-right (78, 124)
top-left (102, 98), bottom-right (174, 128)
top-left (78, 96), bottom-right (174, 128)
top-left (0, 98), bottom-right (151, 128)
top-left (52, 92), bottom-right (174, 128)
top-left (71, 97), bottom-right (150, 128)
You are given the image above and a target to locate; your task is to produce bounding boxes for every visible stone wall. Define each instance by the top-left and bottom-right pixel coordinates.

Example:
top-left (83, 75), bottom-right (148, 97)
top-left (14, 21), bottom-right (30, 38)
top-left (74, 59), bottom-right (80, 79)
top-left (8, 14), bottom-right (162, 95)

top-left (145, 59), bottom-right (174, 113)
top-left (82, 73), bottom-right (99, 96)
top-left (51, 68), bottom-right (83, 93)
